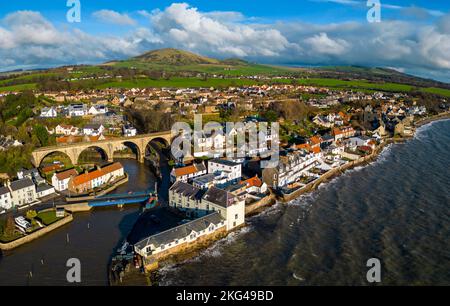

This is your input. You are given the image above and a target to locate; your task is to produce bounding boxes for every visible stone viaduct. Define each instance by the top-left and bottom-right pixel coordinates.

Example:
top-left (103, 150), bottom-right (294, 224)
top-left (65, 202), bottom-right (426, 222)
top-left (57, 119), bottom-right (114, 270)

top-left (31, 131), bottom-right (173, 167)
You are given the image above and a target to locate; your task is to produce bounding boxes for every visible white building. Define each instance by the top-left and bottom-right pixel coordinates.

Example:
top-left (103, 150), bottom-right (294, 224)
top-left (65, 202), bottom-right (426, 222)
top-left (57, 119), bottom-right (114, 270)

top-left (52, 168), bottom-right (78, 191)
top-left (169, 182), bottom-right (245, 231)
top-left (83, 124), bottom-right (104, 136)
top-left (208, 159), bottom-right (241, 183)
top-left (7, 178), bottom-right (37, 207)
top-left (122, 125), bottom-right (137, 137)
top-left (134, 212), bottom-right (226, 258)
top-left (68, 104), bottom-right (87, 117)
top-left (170, 162), bottom-right (207, 183)
top-left (0, 186), bottom-right (12, 210)
top-left (36, 184), bottom-right (56, 198)
top-left (55, 124), bottom-right (79, 136)
top-left (88, 105), bottom-right (108, 115)
top-left (40, 107), bottom-right (57, 118)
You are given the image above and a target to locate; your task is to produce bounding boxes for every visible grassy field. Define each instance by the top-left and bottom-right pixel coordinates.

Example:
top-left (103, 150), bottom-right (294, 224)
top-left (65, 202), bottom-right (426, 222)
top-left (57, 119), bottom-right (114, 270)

top-left (421, 87), bottom-right (450, 97)
top-left (0, 83), bottom-right (37, 92)
top-left (37, 210), bottom-right (62, 226)
top-left (96, 77), bottom-right (262, 89)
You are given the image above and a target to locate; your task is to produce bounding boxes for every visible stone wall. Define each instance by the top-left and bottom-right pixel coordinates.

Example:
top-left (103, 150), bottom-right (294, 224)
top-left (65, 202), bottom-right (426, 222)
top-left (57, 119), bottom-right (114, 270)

top-left (0, 213), bottom-right (73, 251)
top-left (143, 227), bottom-right (228, 272)
top-left (245, 193), bottom-right (276, 216)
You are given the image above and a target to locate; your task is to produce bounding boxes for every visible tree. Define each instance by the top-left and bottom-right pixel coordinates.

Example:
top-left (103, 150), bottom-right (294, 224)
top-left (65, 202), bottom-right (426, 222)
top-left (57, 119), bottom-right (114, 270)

top-left (4, 216), bottom-right (16, 237)
top-left (33, 124), bottom-right (49, 147)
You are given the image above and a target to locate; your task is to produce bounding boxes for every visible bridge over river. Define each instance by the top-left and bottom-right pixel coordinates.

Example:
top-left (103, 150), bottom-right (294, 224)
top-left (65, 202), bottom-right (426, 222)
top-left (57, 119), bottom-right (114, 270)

top-left (31, 131), bottom-right (173, 166)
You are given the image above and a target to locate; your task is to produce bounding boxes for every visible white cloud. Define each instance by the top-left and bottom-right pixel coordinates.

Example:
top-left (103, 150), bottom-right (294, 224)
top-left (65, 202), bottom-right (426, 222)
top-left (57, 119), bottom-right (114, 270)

top-left (92, 9), bottom-right (136, 26)
top-left (0, 4), bottom-right (449, 82)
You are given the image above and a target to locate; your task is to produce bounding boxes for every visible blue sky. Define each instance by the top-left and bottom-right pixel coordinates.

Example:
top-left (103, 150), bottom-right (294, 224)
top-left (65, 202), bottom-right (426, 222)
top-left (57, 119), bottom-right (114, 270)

top-left (0, 1), bottom-right (449, 81)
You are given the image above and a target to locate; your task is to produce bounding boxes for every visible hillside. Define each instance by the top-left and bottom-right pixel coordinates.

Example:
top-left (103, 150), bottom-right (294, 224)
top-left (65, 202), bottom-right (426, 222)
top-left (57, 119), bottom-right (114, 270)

top-left (132, 48), bottom-right (220, 66)
top-left (0, 48), bottom-right (449, 97)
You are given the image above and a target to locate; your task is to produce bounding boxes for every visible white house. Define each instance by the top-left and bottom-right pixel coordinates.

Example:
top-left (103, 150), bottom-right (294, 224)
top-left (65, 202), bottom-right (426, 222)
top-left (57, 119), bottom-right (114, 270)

top-left (36, 184), bottom-right (55, 198)
top-left (134, 212), bottom-right (226, 258)
top-left (52, 168), bottom-right (78, 191)
top-left (68, 104), bottom-right (87, 117)
top-left (122, 125), bottom-right (137, 137)
top-left (40, 107), bottom-right (57, 118)
top-left (83, 124), bottom-right (105, 136)
top-left (169, 182), bottom-right (245, 231)
top-left (88, 105), bottom-right (108, 115)
top-left (208, 159), bottom-right (242, 183)
top-left (0, 186), bottom-right (12, 210)
top-left (7, 178), bottom-right (37, 207)
top-left (55, 124), bottom-right (79, 136)
top-left (170, 162), bottom-right (207, 183)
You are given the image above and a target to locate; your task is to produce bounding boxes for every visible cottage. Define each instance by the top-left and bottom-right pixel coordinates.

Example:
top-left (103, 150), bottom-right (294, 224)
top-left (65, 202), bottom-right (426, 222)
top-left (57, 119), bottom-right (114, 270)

top-left (68, 162), bottom-right (124, 194)
top-left (7, 178), bottom-right (37, 207)
top-left (0, 186), bottom-right (12, 210)
top-left (83, 124), bottom-right (105, 136)
top-left (208, 159), bottom-right (241, 183)
top-left (134, 212), bottom-right (225, 258)
top-left (40, 107), bottom-right (57, 118)
top-left (170, 162), bottom-right (207, 183)
top-left (51, 168), bottom-right (78, 191)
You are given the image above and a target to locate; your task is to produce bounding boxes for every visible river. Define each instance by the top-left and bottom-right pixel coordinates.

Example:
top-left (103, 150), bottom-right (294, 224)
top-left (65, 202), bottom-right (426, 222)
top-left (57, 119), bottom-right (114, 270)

top-left (157, 119), bottom-right (450, 286)
top-left (0, 159), bottom-right (156, 286)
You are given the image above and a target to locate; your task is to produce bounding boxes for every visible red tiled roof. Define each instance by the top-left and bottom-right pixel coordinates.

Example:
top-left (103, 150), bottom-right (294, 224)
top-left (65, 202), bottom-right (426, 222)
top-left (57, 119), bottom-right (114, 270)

top-left (173, 165), bottom-right (197, 177)
top-left (244, 175), bottom-right (263, 188)
top-left (72, 162), bottom-right (123, 186)
top-left (55, 168), bottom-right (78, 180)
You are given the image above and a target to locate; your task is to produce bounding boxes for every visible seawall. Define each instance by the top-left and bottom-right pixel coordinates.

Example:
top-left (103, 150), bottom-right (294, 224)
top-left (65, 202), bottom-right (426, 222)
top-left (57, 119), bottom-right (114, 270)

top-left (0, 212), bottom-right (73, 251)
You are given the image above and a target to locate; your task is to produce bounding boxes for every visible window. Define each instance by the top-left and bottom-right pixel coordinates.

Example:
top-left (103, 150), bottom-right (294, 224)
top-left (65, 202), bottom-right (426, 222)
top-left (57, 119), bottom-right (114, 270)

top-left (235, 214), bottom-right (238, 220)
top-left (233, 221), bottom-right (236, 227)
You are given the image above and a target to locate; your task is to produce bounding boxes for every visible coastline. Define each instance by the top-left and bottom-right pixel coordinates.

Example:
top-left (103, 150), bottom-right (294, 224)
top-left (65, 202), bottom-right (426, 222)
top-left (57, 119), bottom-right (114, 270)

top-left (111, 112), bottom-right (449, 286)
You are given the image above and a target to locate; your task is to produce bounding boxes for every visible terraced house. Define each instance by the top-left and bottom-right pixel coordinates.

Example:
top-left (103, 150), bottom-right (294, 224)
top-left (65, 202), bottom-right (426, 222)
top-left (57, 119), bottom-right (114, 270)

top-left (68, 162), bottom-right (125, 194)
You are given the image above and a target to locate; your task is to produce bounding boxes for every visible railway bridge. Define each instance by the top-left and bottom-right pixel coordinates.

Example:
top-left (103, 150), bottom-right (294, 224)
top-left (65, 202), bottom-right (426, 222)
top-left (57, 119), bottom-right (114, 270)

top-left (31, 131), bottom-right (173, 167)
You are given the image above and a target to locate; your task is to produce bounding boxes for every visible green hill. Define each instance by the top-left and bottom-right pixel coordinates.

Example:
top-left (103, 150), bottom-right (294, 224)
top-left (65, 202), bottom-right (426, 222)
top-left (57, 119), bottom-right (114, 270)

top-left (132, 48), bottom-right (220, 66)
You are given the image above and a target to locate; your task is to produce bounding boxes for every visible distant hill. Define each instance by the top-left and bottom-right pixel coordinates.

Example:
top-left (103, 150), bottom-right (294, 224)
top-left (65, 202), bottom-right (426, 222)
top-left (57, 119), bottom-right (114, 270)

top-left (132, 48), bottom-right (220, 66)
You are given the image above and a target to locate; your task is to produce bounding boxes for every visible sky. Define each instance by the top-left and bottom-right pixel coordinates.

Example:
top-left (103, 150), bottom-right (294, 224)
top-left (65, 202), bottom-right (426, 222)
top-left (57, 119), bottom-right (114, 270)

top-left (0, 0), bottom-right (449, 82)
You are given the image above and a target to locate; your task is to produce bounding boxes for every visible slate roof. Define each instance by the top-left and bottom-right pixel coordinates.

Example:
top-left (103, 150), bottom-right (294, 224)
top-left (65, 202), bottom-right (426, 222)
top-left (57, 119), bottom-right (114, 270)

top-left (169, 181), bottom-right (204, 200)
top-left (135, 212), bottom-right (224, 249)
top-left (209, 159), bottom-right (240, 167)
top-left (202, 186), bottom-right (236, 208)
top-left (9, 178), bottom-right (34, 191)
top-left (0, 186), bottom-right (10, 196)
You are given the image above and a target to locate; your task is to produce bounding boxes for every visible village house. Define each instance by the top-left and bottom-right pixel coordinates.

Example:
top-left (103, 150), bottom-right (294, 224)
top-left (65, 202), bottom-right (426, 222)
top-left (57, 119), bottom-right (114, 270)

top-left (55, 124), bottom-right (79, 136)
top-left (122, 125), bottom-right (137, 137)
top-left (170, 162), bottom-right (207, 183)
top-left (134, 212), bottom-right (225, 259)
top-left (243, 175), bottom-right (268, 194)
top-left (169, 182), bottom-right (245, 231)
top-left (332, 126), bottom-right (356, 142)
top-left (68, 162), bottom-right (125, 194)
top-left (83, 124), bottom-right (105, 136)
top-left (51, 168), bottom-right (78, 191)
top-left (7, 178), bottom-right (37, 207)
top-left (40, 107), bottom-right (57, 118)
top-left (207, 159), bottom-right (242, 184)
top-left (68, 103), bottom-right (88, 117)
top-left (36, 184), bottom-right (56, 199)
top-left (262, 149), bottom-right (320, 189)
top-left (0, 186), bottom-right (12, 210)
top-left (88, 104), bottom-right (108, 115)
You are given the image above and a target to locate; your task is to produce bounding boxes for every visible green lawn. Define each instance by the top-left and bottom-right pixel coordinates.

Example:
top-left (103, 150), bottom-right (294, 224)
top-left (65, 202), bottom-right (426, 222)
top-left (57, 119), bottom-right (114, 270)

top-left (421, 87), bottom-right (450, 97)
top-left (0, 83), bottom-right (37, 92)
top-left (37, 210), bottom-right (62, 226)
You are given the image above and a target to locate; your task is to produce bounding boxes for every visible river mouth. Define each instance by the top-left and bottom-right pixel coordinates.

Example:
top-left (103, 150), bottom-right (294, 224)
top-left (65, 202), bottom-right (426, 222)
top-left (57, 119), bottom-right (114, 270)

top-left (0, 159), bottom-right (155, 286)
